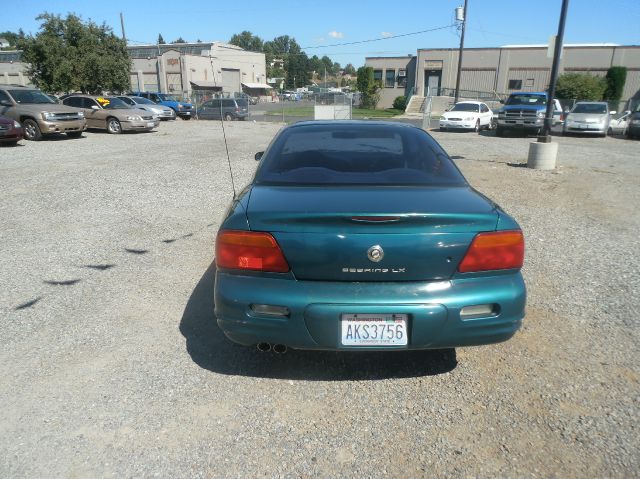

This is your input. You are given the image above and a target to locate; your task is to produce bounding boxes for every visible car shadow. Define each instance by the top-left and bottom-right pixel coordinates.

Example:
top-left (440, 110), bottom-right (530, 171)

top-left (179, 263), bottom-right (458, 380)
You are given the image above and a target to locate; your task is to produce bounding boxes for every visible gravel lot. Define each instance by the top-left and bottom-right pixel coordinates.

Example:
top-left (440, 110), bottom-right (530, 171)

top-left (1, 120), bottom-right (638, 478)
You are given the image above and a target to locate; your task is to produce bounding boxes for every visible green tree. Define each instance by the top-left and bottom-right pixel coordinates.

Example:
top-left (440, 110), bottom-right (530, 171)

top-left (19, 13), bottom-right (131, 94)
top-left (555, 73), bottom-right (606, 101)
top-left (343, 63), bottom-right (356, 75)
top-left (0, 29), bottom-right (25, 49)
top-left (309, 55), bottom-right (323, 76)
top-left (172, 37), bottom-right (186, 43)
top-left (157, 33), bottom-right (165, 44)
top-left (229, 31), bottom-right (263, 52)
top-left (603, 66), bottom-right (627, 102)
top-left (356, 66), bottom-right (381, 109)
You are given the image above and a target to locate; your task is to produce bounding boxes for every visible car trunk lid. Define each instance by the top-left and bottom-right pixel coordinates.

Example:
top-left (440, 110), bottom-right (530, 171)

top-left (246, 185), bottom-right (499, 281)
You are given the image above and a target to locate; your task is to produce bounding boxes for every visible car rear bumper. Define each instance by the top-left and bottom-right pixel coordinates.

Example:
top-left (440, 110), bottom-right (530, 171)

top-left (215, 271), bottom-right (526, 350)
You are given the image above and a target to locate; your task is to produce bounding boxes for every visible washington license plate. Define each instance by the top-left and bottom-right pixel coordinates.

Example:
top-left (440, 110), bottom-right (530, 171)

top-left (341, 313), bottom-right (408, 346)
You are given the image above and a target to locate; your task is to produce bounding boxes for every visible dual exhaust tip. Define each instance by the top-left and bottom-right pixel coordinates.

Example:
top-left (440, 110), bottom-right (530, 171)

top-left (257, 342), bottom-right (287, 354)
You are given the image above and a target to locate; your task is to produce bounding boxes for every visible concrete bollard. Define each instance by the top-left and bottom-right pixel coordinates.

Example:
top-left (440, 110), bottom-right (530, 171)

top-left (527, 141), bottom-right (558, 170)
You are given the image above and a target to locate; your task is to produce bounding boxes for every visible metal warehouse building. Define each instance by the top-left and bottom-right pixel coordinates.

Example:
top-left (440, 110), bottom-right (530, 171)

top-left (366, 44), bottom-right (640, 109)
top-left (0, 41), bottom-right (269, 99)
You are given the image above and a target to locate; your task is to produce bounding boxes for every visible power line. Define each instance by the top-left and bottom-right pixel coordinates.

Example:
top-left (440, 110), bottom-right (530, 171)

top-left (302, 24), bottom-right (456, 49)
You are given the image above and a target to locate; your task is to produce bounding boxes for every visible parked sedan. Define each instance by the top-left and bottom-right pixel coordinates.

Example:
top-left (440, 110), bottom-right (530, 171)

top-left (439, 101), bottom-right (494, 132)
top-left (62, 95), bottom-right (159, 134)
top-left (0, 115), bottom-right (23, 145)
top-left (627, 107), bottom-right (640, 140)
top-left (215, 121), bottom-right (526, 352)
top-left (563, 102), bottom-right (613, 136)
top-left (116, 96), bottom-right (176, 120)
top-left (608, 110), bottom-right (631, 135)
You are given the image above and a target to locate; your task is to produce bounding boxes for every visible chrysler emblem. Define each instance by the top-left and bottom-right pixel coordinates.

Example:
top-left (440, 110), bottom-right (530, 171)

top-left (367, 245), bottom-right (384, 262)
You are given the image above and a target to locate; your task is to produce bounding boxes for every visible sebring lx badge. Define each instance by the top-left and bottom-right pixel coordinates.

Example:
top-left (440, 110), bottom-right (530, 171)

top-left (342, 267), bottom-right (407, 273)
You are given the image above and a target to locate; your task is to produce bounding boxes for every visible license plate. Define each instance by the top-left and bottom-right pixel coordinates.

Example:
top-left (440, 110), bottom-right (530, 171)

top-left (147, 122), bottom-right (155, 127)
top-left (579, 124), bottom-right (588, 129)
top-left (341, 313), bottom-right (408, 346)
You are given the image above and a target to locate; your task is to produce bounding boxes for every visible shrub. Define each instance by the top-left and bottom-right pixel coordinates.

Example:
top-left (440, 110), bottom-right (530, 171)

top-left (356, 66), bottom-right (381, 109)
top-left (555, 73), bottom-right (606, 101)
top-left (392, 95), bottom-right (407, 110)
top-left (603, 66), bottom-right (627, 102)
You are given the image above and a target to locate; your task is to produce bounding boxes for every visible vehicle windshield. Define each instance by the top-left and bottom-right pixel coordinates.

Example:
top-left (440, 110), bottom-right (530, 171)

top-left (255, 124), bottom-right (466, 186)
top-left (450, 103), bottom-right (480, 112)
top-left (132, 97), bottom-right (156, 105)
top-left (506, 94), bottom-right (547, 106)
top-left (571, 103), bottom-right (607, 114)
top-left (157, 94), bottom-right (179, 102)
top-left (98, 97), bottom-right (131, 110)
top-left (8, 89), bottom-right (56, 104)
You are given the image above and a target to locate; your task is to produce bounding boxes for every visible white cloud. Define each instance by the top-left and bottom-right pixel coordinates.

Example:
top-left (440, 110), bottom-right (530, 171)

top-left (328, 31), bottom-right (344, 39)
top-left (381, 31), bottom-right (393, 38)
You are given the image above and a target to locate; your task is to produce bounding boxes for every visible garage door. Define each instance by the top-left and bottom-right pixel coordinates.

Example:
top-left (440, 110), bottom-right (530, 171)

top-left (221, 69), bottom-right (241, 95)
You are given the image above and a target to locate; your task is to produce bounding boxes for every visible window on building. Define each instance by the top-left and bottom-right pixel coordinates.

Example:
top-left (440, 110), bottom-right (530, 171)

top-left (508, 79), bottom-right (523, 90)
top-left (525, 78), bottom-right (534, 88)
top-left (397, 69), bottom-right (407, 87)
top-left (373, 69), bottom-right (383, 86)
top-left (385, 70), bottom-right (395, 87)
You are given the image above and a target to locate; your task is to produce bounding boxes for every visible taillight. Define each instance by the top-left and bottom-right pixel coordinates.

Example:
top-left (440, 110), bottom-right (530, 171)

top-left (458, 230), bottom-right (524, 273)
top-left (216, 230), bottom-right (289, 273)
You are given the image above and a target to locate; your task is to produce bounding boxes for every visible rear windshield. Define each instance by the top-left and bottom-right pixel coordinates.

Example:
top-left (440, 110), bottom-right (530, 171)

top-left (255, 124), bottom-right (466, 186)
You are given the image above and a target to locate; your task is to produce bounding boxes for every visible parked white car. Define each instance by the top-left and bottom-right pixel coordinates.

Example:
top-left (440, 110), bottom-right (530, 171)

top-left (608, 110), bottom-right (631, 135)
top-left (439, 101), bottom-right (494, 132)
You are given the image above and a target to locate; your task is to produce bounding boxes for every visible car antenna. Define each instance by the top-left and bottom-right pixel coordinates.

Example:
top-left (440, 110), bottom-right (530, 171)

top-left (207, 55), bottom-right (237, 200)
top-left (219, 97), bottom-right (237, 199)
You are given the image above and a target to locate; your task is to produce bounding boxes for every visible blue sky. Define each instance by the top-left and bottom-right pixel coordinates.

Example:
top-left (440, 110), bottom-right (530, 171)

top-left (3, 0), bottom-right (639, 67)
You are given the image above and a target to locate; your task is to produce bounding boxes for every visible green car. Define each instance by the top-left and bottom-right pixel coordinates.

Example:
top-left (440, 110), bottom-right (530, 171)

top-left (214, 121), bottom-right (526, 353)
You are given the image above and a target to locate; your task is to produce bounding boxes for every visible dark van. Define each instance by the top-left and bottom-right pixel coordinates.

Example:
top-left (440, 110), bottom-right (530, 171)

top-left (197, 98), bottom-right (248, 121)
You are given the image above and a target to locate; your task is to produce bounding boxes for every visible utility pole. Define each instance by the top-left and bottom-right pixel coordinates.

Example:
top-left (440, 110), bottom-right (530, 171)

top-left (119, 12), bottom-right (126, 43)
top-left (539, 0), bottom-right (569, 141)
top-left (453, 0), bottom-right (468, 103)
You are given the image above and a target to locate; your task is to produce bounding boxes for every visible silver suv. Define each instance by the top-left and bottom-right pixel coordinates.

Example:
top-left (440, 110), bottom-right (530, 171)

top-left (0, 86), bottom-right (86, 141)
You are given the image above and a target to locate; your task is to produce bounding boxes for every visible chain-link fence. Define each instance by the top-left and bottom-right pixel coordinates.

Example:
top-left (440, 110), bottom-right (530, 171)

top-left (187, 89), bottom-right (353, 123)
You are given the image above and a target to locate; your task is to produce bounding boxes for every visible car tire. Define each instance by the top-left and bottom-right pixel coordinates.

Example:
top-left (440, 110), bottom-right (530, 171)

top-left (607, 127), bottom-right (613, 136)
top-left (3, 140), bottom-right (19, 146)
top-left (224, 113), bottom-right (233, 121)
top-left (474, 120), bottom-right (480, 133)
top-left (106, 117), bottom-right (122, 134)
top-left (182, 116), bottom-right (191, 121)
top-left (66, 131), bottom-right (83, 139)
top-left (495, 126), bottom-right (504, 137)
top-left (22, 118), bottom-right (42, 141)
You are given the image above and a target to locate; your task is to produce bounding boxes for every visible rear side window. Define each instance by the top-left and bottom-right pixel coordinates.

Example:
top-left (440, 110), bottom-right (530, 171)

top-left (64, 97), bottom-right (83, 108)
top-left (255, 124), bottom-right (466, 186)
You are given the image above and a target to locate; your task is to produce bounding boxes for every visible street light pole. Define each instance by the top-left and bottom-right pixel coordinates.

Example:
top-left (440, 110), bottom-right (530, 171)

top-left (539, 0), bottom-right (570, 141)
top-left (453, 0), bottom-right (468, 103)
